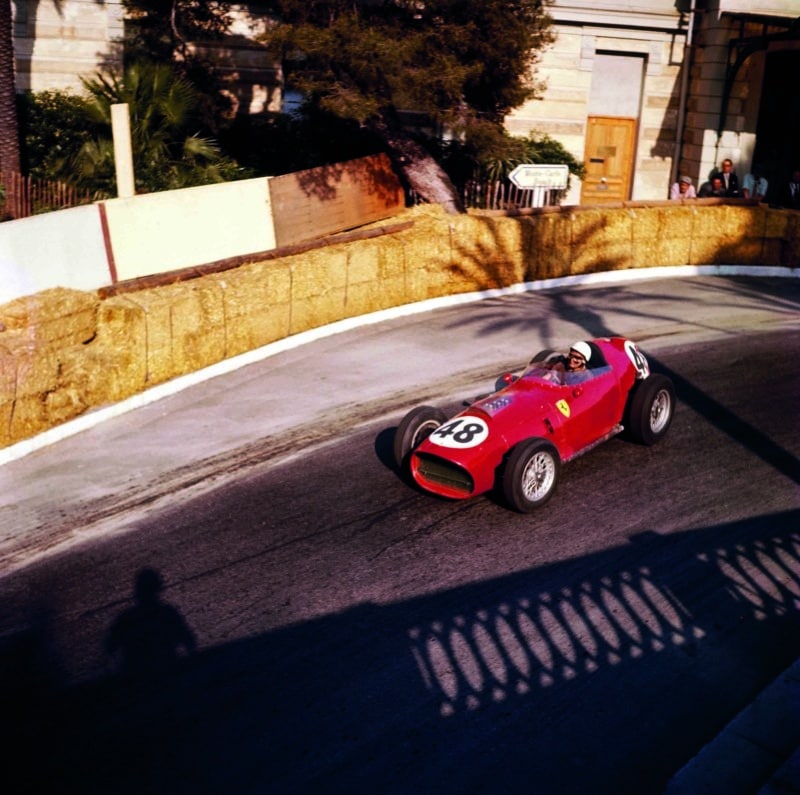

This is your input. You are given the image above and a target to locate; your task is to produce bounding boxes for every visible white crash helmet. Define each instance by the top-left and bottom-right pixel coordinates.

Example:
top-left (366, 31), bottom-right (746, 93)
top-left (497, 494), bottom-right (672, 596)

top-left (569, 341), bottom-right (592, 364)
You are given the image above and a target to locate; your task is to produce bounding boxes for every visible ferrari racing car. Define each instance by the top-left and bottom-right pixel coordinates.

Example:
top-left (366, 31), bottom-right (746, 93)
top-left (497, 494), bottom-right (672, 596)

top-left (393, 337), bottom-right (675, 513)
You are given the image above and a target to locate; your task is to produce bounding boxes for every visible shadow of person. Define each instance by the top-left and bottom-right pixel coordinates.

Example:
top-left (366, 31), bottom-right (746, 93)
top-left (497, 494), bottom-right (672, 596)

top-left (105, 567), bottom-right (196, 684)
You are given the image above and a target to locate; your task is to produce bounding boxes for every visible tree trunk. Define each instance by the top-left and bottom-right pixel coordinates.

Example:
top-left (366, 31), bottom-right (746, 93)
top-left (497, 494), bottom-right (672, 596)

top-left (0, 0), bottom-right (21, 217)
top-left (371, 119), bottom-right (465, 215)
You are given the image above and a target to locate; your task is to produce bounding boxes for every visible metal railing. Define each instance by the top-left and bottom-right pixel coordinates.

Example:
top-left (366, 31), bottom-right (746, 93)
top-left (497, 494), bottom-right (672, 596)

top-left (462, 178), bottom-right (563, 210)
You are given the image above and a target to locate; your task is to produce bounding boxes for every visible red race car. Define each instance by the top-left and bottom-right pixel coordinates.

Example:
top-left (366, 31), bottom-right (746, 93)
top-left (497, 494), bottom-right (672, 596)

top-left (393, 337), bottom-right (675, 512)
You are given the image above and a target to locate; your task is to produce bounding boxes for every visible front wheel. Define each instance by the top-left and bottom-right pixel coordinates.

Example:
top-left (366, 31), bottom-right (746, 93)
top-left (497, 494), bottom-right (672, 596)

top-left (393, 406), bottom-right (448, 469)
top-left (502, 438), bottom-right (561, 513)
top-left (625, 374), bottom-right (675, 445)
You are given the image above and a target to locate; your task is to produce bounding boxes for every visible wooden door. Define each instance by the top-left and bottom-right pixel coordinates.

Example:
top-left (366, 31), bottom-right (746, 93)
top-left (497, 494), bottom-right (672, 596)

top-left (581, 117), bottom-right (637, 204)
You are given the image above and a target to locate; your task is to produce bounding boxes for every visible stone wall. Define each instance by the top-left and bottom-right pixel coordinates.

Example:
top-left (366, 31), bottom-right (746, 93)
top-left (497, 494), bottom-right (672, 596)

top-left (1, 201), bottom-right (798, 450)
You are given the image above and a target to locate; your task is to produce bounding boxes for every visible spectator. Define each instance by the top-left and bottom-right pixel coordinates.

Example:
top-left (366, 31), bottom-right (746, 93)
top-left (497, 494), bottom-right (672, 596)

top-left (776, 168), bottom-right (800, 209)
top-left (715, 158), bottom-right (741, 197)
top-left (698, 176), bottom-right (726, 198)
top-left (742, 166), bottom-right (768, 201)
top-left (669, 175), bottom-right (696, 199)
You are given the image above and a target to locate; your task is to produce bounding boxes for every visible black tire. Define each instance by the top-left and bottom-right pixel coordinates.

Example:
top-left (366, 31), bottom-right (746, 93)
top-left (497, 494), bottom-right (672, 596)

top-left (393, 406), bottom-right (448, 469)
top-left (530, 348), bottom-right (559, 365)
top-left (502, 438), bottom-right (561, 513)
top-left (625, 374), bottom-right (675, 445)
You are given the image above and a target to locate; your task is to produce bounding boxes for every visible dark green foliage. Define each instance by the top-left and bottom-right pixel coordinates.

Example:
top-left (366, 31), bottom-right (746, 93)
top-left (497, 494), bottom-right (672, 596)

top-left (17, 90), bottom-right (96, 179)
top-left (436, 129), bottom-right (585, 193)
top-left (122, 0), bottom-right (233, 64)
top-left (256, 0), bottom-right (556, 206)
top-left (19, 63), bottom-right (247, 198)
top-left (219, 104), bottom-right (385, 175)
top-left (122, 0), bottom-right (236, 134)
top-left (260, 0), bottom-right (554, 132)
top-left (71, 62), bottom-right (249, 197)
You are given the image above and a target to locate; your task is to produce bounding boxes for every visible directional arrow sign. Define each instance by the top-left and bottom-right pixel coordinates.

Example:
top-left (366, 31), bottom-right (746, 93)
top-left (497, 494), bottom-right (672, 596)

top-left (509, 164), bottom-right (569, 190)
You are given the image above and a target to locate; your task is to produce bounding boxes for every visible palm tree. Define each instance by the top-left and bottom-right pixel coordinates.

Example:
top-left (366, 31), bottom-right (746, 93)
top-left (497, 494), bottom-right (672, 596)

top-left (68, 62), bottom-right (244, 197)
top-left (0, 0), bottom-right (21, 216)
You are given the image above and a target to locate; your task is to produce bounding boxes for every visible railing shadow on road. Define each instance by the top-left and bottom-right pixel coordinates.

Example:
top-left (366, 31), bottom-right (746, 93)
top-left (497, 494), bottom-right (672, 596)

top-left (3, 508), bottom-right (800, 794)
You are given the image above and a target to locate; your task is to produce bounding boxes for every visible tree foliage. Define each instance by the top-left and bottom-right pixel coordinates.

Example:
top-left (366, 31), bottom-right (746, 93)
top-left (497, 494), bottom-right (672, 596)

top-left (17, 90), bottom-right (95, 179)
top-left (257, 0), bottom-right (555, 210)
top-left (261, 0), bottom-right (552, 127)
top-left (122, 0), bottom-right (236, 133)
top-left (439, 130), bottom-right (585, 189)
top-left (52, 62), bottom-right (246, 198)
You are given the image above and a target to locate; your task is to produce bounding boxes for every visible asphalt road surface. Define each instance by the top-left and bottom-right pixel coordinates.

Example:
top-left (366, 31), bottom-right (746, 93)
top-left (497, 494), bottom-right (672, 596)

top-left (1, 276), bottom-right (799, 794)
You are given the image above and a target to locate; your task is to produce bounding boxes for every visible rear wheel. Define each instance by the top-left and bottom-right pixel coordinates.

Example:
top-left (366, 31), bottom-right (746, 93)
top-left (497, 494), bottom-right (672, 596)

top-left (625, 374), bottom-right (675, 445)
top-left (393, 406), bottom-right (448, 469)
top-left (502, 438), bottom-right (561, 513)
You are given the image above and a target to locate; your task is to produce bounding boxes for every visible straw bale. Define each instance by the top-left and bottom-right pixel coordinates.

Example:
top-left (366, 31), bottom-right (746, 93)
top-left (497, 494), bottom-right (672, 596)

top-left (93, 295), bottom-right (149, 397)
top-left (343, 276), bottom-right (396, 317)
top-left (632, 207), bottom-right (693, 268)
top-left (570, 242), bottom-right (633, 275)
top-left (374, 235), bottom-right (409, 283)
top-left (526, 214), bottom-right (571, 281)
top-left (2, 333), bottom-right (60, 396)
top-left (731, 238), bottom-right (767, 265)
top-left (0, 287), bottom-right (97, 345)
top-left (783, 213), bottom-right (800, 268)
top-left (690, 206), bottom-right (727, 248)
top-left (346, 240), bottom-right (382, 286)
top-left (764, 208), bottom-right (790, 239)
top-left (59, 343), bottom-right (143, 408)
top-left (168, 281), bottom-right (226, 375)
top-left (760, 238), bottom-right (783, 267)
top-left (7, 393), bottom-right (49, 442)
top-left (43, 381), bottom-right (87, 427)
top-left (721, 204), bottom-right (756, 238)
top-left (688, 234), bottom-right (722, 266)
top-left (0, 343), bottom-right (16, 445)
top-left (289, 292), bottom-right (347, 334)
top-left (396, 207), bottom-right (452, 280)
top-left (207, 260), bottom-right (292, 356)
top-left (568, 209), bottom-right (609, 246)
top-left (289, 247), bottom-right (349, 301)
top-left (121, 291), bottom-right (175, 384)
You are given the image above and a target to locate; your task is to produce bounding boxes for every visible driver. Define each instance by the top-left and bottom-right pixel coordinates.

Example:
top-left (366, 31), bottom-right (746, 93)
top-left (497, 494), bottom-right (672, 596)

top-left (541, 341), bottom-right (593, 383)
top-left (566, 341), bottom-right (591, 372)
top-left (539, 340), bottom-right (592, 384)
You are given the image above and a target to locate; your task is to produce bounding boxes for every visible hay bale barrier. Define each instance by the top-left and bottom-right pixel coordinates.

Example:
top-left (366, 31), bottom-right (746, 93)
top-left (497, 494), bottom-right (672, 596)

top-left (0, 202), bottom-right (797, 450)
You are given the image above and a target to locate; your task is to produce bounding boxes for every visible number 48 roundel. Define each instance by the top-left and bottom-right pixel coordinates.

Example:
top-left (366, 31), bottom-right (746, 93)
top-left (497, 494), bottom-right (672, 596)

top-left (428, 417), bottom-right (489, 449)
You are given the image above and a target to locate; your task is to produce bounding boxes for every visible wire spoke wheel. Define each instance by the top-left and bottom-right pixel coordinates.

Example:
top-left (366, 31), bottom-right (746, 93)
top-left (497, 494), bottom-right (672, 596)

top-left (503, 438), bottom-right (561, 513)
top-left (625, 373), bottom-right (676, 446)
top-left (649, 388), bottom-right (672, 434)
top-left (521, 450), bottom-right (557, 501)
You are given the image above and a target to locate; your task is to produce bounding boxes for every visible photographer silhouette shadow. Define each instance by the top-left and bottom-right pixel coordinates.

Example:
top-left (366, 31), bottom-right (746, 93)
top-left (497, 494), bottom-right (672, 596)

top-left (106, 567), bottom-right (196, 681)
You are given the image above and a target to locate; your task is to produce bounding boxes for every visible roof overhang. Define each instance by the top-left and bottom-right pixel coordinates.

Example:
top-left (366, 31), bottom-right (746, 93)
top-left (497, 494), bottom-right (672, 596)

top-left (718, 0), bottom-right (799, 20)
top-left (552, 1), bottom-right (683, 32)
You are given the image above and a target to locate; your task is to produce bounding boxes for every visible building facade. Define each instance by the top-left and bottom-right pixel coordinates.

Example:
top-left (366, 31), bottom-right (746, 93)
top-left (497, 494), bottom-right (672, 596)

top-left (507, 0), bottom-right (800, 204)
top-left (12, 0), bottom-right (124, 92)
top-left (11, 1), bottom-right (279, 112)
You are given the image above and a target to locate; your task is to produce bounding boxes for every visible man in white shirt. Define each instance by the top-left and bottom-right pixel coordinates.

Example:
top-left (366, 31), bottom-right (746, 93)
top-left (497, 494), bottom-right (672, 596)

top-left (742, 168), bottom-right (768, 201)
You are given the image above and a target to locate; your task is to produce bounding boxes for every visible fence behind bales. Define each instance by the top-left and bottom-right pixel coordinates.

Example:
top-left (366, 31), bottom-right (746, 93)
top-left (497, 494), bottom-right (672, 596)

top-left (0, 172), bottom-right (93, 220)
top-left (462, 178), bottom-right (563, 211)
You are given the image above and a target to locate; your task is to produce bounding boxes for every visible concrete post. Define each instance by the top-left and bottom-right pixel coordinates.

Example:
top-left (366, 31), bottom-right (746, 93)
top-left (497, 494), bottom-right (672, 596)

top-left (111, 103), bottom-right (135, 198)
